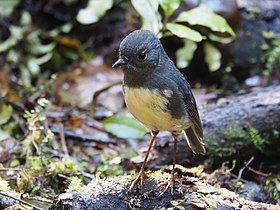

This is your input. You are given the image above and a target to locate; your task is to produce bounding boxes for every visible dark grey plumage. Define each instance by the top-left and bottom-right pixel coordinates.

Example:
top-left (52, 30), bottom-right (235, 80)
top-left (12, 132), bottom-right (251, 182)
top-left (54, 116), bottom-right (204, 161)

top-left (113, 29), bottom-right (205, 155)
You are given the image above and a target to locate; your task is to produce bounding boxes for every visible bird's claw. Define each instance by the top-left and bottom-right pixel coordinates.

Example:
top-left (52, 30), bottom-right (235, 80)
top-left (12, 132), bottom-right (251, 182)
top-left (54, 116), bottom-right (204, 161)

top-left (159, 172), bottom-right (178, 197)
top-left (129, 170), bottom-right (146, 191)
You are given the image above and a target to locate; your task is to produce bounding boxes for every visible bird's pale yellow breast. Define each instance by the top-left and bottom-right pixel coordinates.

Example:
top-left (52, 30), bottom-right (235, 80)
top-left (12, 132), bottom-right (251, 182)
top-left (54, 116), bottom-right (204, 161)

top-left (123, 86), bottom-right (184, 132)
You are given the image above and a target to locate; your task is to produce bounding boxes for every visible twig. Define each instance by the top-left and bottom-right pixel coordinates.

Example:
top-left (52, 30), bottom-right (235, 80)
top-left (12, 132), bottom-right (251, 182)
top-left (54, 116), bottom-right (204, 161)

top-left (230, 173), bottom-right (248, 183)
top-left (59, 123), bottom-right (69, 157)
top-left (247, 166), bottom-right (271, 177)
top-left (51, 128), bottom-right (116, 144)
top-left (0, 168), bottom-right (21, 171)
top-left (238, 156), bottom-right (271, 178)
top-left (90, 81), bottom-right (122, 114)
top-left (84, 120), bottom-right (107, 133)
top-left (0, 191), bottom-right (47, 210)
top-left (238, 156), bottom-right (254, 179)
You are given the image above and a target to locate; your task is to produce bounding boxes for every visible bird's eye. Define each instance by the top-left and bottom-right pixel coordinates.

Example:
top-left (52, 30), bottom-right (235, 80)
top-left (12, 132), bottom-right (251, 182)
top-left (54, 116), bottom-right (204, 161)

top-left (137, 52), bottom-right (147, 61)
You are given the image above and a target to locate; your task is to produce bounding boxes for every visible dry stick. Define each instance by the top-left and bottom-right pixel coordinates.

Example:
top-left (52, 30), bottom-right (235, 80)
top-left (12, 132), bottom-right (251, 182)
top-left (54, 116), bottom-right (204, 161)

top-left (59, 123), bottom-right (69, 157)
top-left (0, 191), bottom-right (47, 210)
top-left (91, 81), bottom-right (122, 114)
top-left (51, 128), bottom-right (116, 144)
top-left (247, 166), bottom-right (271, 177)
top-left (0, 168), bottom-right (21, 171)
top-left (230, 173), bottom-right (249, 183)
top-left (237, 155), bottom-right (270, 181)
top-left (238, 156), bottom-right (271, 178)
top-left (84, 120), bottom-right (107, 133)
top-left (238, 156), bottom-right (255, 179)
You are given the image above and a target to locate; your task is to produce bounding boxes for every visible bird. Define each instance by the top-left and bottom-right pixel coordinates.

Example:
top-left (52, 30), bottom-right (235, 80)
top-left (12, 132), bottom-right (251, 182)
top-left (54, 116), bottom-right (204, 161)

top-left (112, 29), bottom-right (206, 195)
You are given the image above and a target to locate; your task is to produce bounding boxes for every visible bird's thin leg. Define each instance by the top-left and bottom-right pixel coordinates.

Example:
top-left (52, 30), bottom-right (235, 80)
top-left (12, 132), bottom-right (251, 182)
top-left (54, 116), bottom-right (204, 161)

top-left (129, 131), bottom-right (158, 191)
top-left (159, 137), bottom-right (178, 197)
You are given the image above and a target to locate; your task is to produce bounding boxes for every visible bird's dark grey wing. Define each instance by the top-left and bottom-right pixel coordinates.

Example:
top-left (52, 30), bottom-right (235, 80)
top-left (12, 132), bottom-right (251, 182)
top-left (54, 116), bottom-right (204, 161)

top-left (184, 81), bottom-right (203, 138)
top-left (176, 72), bottom-right (205, 154)
top-left (161, 60), bottom-right (203, 139)
top-left (175, 72), bottom-right (203, 137)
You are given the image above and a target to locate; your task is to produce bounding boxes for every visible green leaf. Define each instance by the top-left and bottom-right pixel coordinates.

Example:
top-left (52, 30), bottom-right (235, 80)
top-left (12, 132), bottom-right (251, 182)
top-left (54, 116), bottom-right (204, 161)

top-left (176, 39), bottom-right (197, 68)
top-left (203, 42), bottom-right (221, 71)
top-left (0, 26), bottom-right (23, 53)
top-left (28, 41), bottom-right (55, 55)
top-left (33, 52), bottom-right (53, 65)
top-left (131, 0), bottom-right (161, 34)
top-left (249, 126), bottom-right (266, 151)
top-left (176, 206), bottom-right (185, 210)
top-left (170, 200), bottom-right (179, 205)
top-left (103, 115), bottom-right (147, 139)
top-left (166, 23), bottom-right (204, 42)
top-left (10, 159), bottom-right (20, 167)
top-left (19, 64), bottom-right (32, 85)
top-left (208, 33), bottom-right (234, 44)
top-left (0, 104), bottom-right (13, 125)
top-left (159, 0), bottom-right (181, 18)
top-left (26, 157), bottom-right (43, 173)
top-left (26, 53), bottom-right (53, 75)
top-left (27, 59), bottom-right (40, 75)
top-left (20, 11), bottom-right (32, 25)
top-left (177, 5), bottom-right (235, 37)
top-left (0, 130), bottom-right (10, 141)
top-left (76, 0), bottom-right (113, 24)
top-left (275, 179), bottom-right (280, 191)
top-left (0, 0), bottom-right (20, 17)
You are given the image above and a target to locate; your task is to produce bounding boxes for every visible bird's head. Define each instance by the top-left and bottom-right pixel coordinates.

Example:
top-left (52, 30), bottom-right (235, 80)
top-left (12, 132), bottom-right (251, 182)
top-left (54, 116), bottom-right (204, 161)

top-left (112, 30), bottom-right (162, 72)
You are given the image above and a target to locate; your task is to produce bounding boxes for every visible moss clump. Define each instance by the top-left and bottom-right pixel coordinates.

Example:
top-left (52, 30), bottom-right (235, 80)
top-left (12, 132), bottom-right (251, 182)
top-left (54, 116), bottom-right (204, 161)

top-left (248, 125), bottom-right (266, 151)
top-left (206, 123), bottom-right (249, 158)
top-left (205, 123), bottom-right (270, 161)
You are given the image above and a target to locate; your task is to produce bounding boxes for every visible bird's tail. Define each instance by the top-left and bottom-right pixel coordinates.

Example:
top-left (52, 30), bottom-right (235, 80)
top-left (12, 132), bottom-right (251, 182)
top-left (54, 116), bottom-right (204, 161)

top-left (183, 126), bottom-right (206, 155)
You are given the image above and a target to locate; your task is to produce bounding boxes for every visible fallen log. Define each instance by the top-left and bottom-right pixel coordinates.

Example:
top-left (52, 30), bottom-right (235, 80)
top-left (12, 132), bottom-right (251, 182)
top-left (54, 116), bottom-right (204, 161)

top-left (53, 176), bottom-right (279, 210)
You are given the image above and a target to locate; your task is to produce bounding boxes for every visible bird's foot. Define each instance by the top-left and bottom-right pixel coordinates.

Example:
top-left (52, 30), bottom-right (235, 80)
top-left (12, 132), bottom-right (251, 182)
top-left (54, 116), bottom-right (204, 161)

top-left (159, 172), bottom-right (178, 197)
top-left (128, 170), bottom-right (147, 191)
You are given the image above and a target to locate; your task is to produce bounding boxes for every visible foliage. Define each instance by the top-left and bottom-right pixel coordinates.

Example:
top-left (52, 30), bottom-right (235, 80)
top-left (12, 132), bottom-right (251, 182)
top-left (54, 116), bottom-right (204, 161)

top-left (264, 176), bottom-right (280, 205)
top-left (0, 9), bottom-right (88, 86)
top-left (168, 193), bottom-right (204, 210)
top-left (175, 39), bottom-right (197, 68)
top-left (0, 104), bottom-right (13, 125)
top-left (49, 158), bottom-right (78, 175)
top-left (207, 123), bottom-right (247, 158)
top-left (131, 0), bottom-right (235, 71)
top-left (77, 0), bottom-right (114, 24)
top-left (0, 98), bottom-right (83, 196)
top-left (169, 199), bottom-right (185, 210)
top-left (0, 0), bottom-right (20, 17)
top-left (98, 155), bottom-right (123, 177)
top-left (204, 41), bottom-right (222, 71)
top-left (0, 177), bottom-right (14, 193)
top-left (22, 98), bottom-right (53, 156)
top-left (102, 115), bottom-right (147, 139)
top-left (176, 5), bottom-right (234, 36)
top-left (131, 0), bottom-right (162, 34)
top-left (248, 126), bottom-right (266, 151)
top-left (262, 36), bottom-right (280, 80)
top-left (65, 176), bottom-right (84, 192)
top-left (0, 0), bottom-right (235, 85)
top-left (205, 123), bottom-right (268, 161)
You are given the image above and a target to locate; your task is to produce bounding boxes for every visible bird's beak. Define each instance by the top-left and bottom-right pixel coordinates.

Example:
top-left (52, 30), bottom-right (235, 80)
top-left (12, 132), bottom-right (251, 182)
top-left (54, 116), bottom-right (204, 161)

top-left (112, 58), bottom-right (128, 68)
